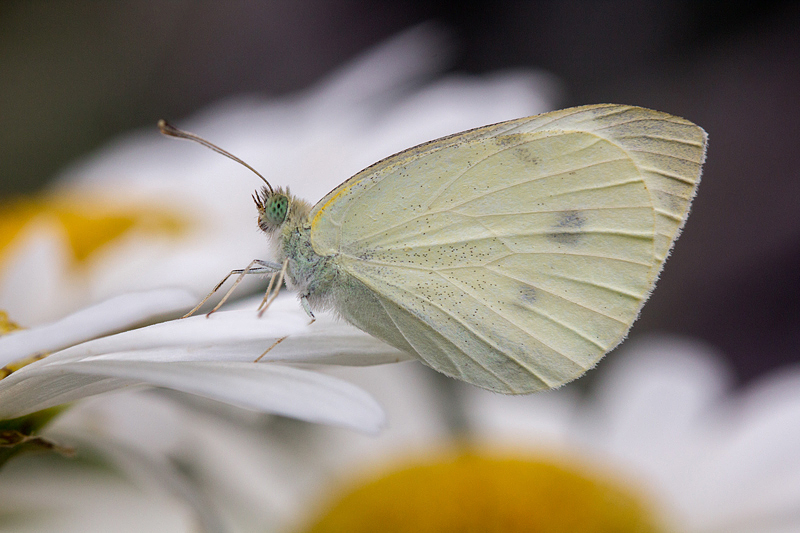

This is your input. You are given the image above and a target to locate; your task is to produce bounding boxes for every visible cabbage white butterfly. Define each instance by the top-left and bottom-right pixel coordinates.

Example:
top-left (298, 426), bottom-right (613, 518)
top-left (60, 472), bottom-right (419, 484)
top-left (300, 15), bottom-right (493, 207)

top-left (161, 104), bottom-right (706, 394)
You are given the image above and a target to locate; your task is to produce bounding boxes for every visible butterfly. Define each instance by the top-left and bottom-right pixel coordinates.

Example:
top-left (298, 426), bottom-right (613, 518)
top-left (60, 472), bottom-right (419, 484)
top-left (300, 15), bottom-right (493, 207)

top-left (161, 104), bottom-right (706, 394)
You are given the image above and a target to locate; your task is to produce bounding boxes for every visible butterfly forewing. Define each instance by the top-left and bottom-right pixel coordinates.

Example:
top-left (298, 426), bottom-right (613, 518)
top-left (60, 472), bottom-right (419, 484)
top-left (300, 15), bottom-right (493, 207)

top-left (309, 105), bottom-right (705, 393)
top-left (498, 105), bottom-right (707, 267)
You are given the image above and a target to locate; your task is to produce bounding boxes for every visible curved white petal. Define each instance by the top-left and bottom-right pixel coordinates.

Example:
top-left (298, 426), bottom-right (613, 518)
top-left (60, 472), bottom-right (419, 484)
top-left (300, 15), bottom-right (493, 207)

top-left (303, 22), bottom-right (454, 114)
top-left (0, 288), bottom-right (196, 366)
top-left (0, 352), bottom-right (385, 432)
top-left (685, 368), bottom-right (800, 532)
top-left (576, 336), bottom-right (732, 460)
top-left (2, 295), bottom-right (407, 374)
top-left (57, 360), bottom-right (385, 433)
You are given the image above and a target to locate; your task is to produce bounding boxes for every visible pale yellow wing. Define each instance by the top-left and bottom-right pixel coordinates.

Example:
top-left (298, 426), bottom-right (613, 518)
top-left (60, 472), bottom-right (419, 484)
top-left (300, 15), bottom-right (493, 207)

top-left (309, 105), bottom-right (706, 393)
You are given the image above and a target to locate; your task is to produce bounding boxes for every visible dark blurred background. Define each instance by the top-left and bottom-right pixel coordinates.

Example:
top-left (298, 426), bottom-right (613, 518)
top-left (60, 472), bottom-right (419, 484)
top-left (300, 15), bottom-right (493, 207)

top-left (1, 0), bottom-right (798, 386)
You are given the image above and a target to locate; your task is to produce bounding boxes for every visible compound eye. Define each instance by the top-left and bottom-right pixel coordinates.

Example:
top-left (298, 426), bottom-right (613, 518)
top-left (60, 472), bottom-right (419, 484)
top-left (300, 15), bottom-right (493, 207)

top-left (265, 195), bottom-right (289, 226)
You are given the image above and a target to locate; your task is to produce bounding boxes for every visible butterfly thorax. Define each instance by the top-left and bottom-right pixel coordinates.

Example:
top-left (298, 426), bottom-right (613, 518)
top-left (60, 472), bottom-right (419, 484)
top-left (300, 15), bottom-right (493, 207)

top-left (279, 220), bottom-right (341, 310)
top-left (255, 187), bottom-right (339, 310)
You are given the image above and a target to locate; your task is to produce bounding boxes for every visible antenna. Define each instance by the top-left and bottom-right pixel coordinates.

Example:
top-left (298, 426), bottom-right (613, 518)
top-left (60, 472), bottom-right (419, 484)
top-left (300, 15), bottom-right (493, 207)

top-left (158, 120), bottom-right (273, 194)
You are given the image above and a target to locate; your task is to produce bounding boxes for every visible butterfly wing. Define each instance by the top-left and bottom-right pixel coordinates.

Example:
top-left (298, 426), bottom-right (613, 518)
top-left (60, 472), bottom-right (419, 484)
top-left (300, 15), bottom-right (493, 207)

top-left (309, 105), bottom-right (706, 393)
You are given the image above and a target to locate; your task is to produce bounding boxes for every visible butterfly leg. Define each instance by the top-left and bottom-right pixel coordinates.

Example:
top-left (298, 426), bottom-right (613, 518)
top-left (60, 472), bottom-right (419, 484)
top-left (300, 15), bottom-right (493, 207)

top-left (257, 259), bottom-right (290, 317)
top-left (183, 259), bottom-right (282, 318)
top-left (256, 266), bottom-right (281, 315)
top-left (254, 335), bottom-right (288, 363)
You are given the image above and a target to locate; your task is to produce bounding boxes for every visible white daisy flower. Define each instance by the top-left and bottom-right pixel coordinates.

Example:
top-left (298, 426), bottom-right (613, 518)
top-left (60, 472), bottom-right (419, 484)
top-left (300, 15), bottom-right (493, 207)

top-left (251, 336), bottom-right (800, 533)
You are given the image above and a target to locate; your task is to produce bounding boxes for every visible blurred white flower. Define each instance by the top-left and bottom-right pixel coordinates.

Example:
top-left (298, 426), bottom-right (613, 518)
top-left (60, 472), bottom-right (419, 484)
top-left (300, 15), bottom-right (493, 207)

top-left (255, 336), bottom-right (800, 533)
top-left (11, 335), bottom-right (797, 532)
top-left (0, 23), bottom-right (558, 326)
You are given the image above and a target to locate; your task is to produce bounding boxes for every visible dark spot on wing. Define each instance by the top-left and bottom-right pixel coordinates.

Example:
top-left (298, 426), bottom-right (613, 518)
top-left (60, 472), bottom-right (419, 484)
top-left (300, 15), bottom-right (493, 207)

top-left (496, 133), bottom-right (524, 147)
top-left (496, 134), bottom-right (539, 163)
top-left (519, 285), bottom-right (537, 305)
top-left (513, 147), bottom-right (539, 164)
top-left (547, 210), bottom-right (587, 245)
top-left (557, 210), bottom-right (586, 229)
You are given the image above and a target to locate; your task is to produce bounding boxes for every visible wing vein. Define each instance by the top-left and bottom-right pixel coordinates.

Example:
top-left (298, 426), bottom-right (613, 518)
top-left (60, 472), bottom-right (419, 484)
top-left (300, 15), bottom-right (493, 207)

top-left (592, 116), bottom-right (695, 130)
top-left (484, 267), bottom-right (637, 322)
top-left (449, 276), bottom-right (609, 350)
top-left (423, 135), bottom-right (608, 213)
top-left (545, 272), bottom-right (643, 300)
top-left (632, 150), bottom-right (702, 165)
top-left (643, 167), bottom-right (698, 185)
top-left (615, 134), bottom-right (705, 147)
top-left (360, 272), bottom-right (565, 383)
top-left (433, 271), bottom-right (598, 361)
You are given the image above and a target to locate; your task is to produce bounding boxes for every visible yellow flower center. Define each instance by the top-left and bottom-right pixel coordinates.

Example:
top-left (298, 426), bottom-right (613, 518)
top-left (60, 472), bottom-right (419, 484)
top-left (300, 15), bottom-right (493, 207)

top-left (0, 197), bottom-right (184, 265)
top-left (301, 452), bottom-right (663, 533)
top-left (0, 310), bottom-right (22, 335)
top-left (0, 197), bottom-right (185, 377)
top-left (0, 310), bottom-right (47, 380)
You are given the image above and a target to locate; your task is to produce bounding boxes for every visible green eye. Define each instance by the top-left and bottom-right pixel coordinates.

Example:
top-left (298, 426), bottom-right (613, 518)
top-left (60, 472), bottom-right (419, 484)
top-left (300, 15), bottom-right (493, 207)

top-left (265, 195), bottom-right (289, 225)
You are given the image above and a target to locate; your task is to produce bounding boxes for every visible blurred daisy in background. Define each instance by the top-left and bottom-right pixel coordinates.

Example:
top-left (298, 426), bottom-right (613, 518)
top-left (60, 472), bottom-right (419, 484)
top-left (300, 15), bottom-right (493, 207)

top-left (5, 331), bottom-right (799, 532)
top-left (273, 336), bottom-right (800, 533)
top-left (0, 23), bottom-right (557, 326)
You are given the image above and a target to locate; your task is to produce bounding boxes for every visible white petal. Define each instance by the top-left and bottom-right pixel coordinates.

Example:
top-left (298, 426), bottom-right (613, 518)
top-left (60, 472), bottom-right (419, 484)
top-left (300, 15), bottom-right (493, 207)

top-left (684, 368), bottom-right (800, 531)
top-left (0, 288), bottom-right (196, 367)
top-left (56, 360), bottom-right (385, 433)
top-left (38, 307), bottom-right (309, 365)
top-left (462, 383), bottom-right (582, 451)
top-left (0, 370), bottom-right (134, 418)
top-left (304, 22), bottom-right (454, 114)
top-left (0, 220), bottom-right (74, 325)
top-left (0, 351), bottom-right (384, 432)
top-left (53, 430), bottom-right (228, 533)
top-left (576, 335), bottom-right (731, 460)
top-left (567, 335), bottom-right (733, 524)
top-left (3, 293), bottom-right (407, 370)
top-left (258, 311), bottom-right (413, 366)
top-left (0, 449), bottom-right (194, 533)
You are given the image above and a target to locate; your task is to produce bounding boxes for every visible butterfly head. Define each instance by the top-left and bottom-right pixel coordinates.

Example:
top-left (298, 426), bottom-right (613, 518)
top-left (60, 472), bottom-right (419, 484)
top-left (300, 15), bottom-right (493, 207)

top-left (254, 186), bottom-right (309, 234)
